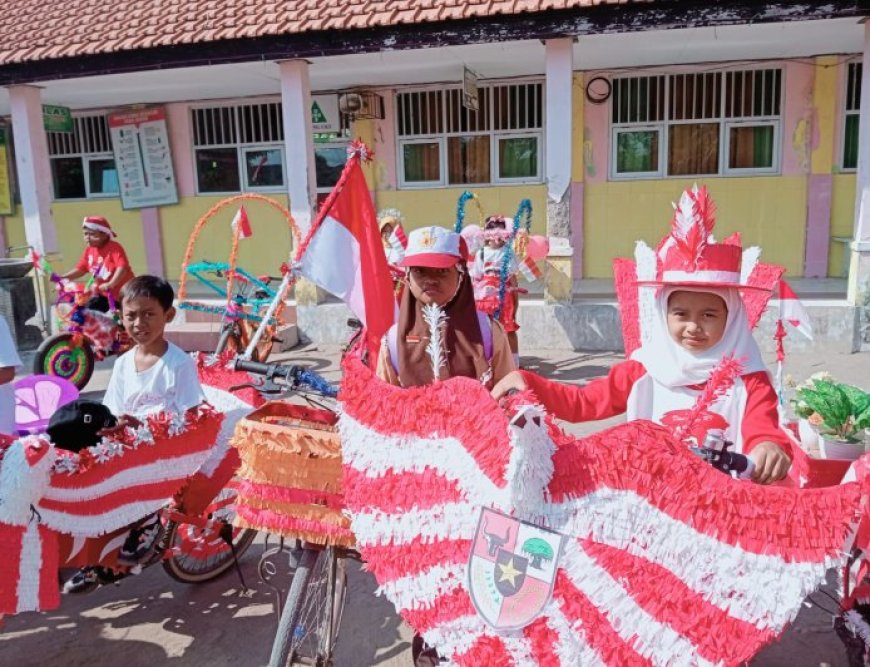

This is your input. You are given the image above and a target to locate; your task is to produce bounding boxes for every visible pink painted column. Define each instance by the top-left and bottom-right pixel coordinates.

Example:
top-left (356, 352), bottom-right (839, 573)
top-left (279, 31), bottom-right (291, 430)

top-left (0, 216), bottom-right (7, 257)
top-left (140, 207), bottom-right (165, 277)
top-left (165, 102), bottom-right (196, 198)
top-left (804, 174), bottom-right (833, 277)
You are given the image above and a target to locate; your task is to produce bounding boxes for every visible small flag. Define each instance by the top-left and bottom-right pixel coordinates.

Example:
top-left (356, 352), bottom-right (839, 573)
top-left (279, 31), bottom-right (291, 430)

top-left (30, 249), bottom-right (53, 276)
top-left (517, 255), bottom-right (542, 282)
top-left (778, 280), bottom-right (813, 340)
top-left (390, 223), bottom-right (408, 252)
top-left (231, 206), bottom-right (253, 239)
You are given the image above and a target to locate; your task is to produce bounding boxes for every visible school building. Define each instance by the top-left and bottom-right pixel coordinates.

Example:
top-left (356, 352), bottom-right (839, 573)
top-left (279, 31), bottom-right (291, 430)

top-left (0, 1), bottom-right (869, 351)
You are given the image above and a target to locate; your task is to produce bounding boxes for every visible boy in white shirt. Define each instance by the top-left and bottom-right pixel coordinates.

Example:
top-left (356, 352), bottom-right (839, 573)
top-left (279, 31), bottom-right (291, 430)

top-left (0, 315), bottom-right (22, 435)
top-left (104, 275), bottom-right (204, 565)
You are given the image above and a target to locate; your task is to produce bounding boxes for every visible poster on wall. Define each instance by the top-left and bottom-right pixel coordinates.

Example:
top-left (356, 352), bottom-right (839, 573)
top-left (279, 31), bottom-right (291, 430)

top-left (0, 127), bottom-right (14, 215)
top-left (108, 106), bottom-right (178, 209)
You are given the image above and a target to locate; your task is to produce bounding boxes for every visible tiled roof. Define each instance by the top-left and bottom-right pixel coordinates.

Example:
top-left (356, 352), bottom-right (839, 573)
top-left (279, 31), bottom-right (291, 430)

top-left (0, 1), bottom-right (649, 66)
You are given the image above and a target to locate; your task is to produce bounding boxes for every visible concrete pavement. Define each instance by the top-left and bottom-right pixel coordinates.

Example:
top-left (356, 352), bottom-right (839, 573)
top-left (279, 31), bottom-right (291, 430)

top-left (3, 344), bottom-right (869, 666)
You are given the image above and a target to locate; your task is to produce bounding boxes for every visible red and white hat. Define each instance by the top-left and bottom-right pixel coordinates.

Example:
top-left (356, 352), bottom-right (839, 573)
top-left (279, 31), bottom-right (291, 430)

top-left (638, 185), bottom-right (766, 291)
top-left (398, 226), bottom-right (464, 269)
top-left (82, 216), bottom-right (116, 237)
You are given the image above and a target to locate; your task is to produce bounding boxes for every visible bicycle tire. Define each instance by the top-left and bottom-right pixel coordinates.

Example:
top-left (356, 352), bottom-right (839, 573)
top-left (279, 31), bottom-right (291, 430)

top-left (34, 333), bottom-right (95, 389)
top-left (270, 548), bottom-right (321, 667)
top-left (162, 522), bottom-right (257, 584)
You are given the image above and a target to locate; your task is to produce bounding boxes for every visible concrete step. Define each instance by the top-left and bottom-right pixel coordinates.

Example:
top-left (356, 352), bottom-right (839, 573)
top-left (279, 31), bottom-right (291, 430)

top-left (165, 321), bottom-right (298, 354)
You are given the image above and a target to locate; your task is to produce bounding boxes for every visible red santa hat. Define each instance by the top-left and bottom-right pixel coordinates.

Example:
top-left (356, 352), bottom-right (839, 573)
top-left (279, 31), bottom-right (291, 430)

top-left (81, 216), bottom-right (116, 237)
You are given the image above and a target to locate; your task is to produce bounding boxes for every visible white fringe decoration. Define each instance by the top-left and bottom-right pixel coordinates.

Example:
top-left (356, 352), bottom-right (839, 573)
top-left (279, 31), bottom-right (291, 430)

top-left (16, 521), bottom-right (42, 613)
top-left (741, 246), bottom-right (762, 284)
top-left (504, 405), bottom-right (555, 525)
top-left (0, 439), bottom-right (54, 526)
top-left (422, 303), bottom-right (448, 382)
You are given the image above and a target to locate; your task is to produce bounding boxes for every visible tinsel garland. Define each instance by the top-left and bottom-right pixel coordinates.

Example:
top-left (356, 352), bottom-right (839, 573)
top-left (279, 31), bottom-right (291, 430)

top-left (494, 200), bottom-right (529, 320)
top-left (455, 190), bottom-right (481, 233)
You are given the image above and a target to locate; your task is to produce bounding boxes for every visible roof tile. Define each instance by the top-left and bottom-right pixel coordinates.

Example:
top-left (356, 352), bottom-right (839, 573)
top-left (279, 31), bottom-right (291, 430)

top-left (0, 0), bottom-right (648, 67)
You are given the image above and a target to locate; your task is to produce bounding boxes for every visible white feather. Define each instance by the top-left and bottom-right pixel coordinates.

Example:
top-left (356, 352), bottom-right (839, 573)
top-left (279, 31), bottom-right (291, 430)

top-left (422, 303), bottom-right (448, 381)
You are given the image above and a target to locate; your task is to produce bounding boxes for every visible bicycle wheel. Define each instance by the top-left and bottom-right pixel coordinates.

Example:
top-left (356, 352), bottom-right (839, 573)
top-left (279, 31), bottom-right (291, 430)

top-left (34, 333), bottom-right (95, 389)
top-left (269, 548), bottom-right (348, 667)
top-left (238, 318), bottom-right (275, 362)
top-left (162, 488), bottom-right (257, 584)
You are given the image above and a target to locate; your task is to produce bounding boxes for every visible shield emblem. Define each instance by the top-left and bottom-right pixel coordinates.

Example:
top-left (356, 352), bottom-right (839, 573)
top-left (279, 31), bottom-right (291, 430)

top-left (468, 507), bottom-right (564, 631)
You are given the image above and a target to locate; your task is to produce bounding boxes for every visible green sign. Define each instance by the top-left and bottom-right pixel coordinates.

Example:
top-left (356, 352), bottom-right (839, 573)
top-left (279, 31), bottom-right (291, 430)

top-left (311, 101), bottom-right (328, 124)
top-left (43, 105), bottom-right (73, 133)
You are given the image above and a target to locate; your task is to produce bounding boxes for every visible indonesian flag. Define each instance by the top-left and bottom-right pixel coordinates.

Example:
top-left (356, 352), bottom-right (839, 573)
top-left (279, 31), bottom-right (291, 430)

top-left (297, 143), bottom-right (395, 358)
top-left (338, 356), bottom-right (864, 666)
top-left (518, 255), bottom-right (542, 282)
top-left (390, 223), bottom-right (408, 252)
top-left (231, 206), bottom-right (253, 239)
top-left (778, 280), bottom-right (813, 340)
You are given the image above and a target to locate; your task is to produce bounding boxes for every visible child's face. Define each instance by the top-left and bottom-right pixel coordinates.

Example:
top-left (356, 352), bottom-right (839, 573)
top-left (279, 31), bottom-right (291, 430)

top-left (408, 265), bottom-right (460, 306)
top-left (666, 290), bottom-right (728, 352)
top-left (381, 223), bottom-right (394, 242)
top-left (122, 296), bottom-right (175, 348)
top-left (83, 229), bottom-right (111, 248)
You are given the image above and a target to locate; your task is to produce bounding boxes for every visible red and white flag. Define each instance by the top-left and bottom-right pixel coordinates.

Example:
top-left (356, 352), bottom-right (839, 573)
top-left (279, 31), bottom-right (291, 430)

top-left (338, 357), bottom-right (861, 666)
top-left (517, 255), bottom-right (542, 282)
top-left (778, 280), bottom-right (813, 340)
top-left (296, 144), bottom-right (395, 358)
top-left (389, 223), bottom-right (408, 252)
top-left (231, 206), bottom-right (253, 239)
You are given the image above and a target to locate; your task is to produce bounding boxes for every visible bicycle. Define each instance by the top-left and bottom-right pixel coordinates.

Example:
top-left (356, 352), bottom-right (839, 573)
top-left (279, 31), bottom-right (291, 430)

top-left (181, 260), bottom-right (284, 361)
top-left (230, 357), bottom-right (357, 667)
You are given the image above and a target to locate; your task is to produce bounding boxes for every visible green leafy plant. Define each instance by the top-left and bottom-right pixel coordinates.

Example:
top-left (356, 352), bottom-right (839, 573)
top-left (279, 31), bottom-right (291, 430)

top-left (794, 377), bottom-right (870, 443)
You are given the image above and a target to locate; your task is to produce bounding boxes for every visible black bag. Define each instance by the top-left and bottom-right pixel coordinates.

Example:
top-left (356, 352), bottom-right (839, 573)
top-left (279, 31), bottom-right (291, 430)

top-left (47, 400), bottom-right (117, 453)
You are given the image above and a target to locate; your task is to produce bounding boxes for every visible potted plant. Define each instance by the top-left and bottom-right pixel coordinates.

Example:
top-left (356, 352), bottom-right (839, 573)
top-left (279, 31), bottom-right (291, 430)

top-left (793, 375), bottom-right (870, 461)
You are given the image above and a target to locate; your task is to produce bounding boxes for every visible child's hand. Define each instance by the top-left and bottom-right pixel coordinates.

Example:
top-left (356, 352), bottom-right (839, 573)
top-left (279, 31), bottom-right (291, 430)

top-left (748, 441), bottom-right (791, 484)
top-left (491, 371), bottom-right (528, 400)
top-left (98, 414), bottom-right (143, 436)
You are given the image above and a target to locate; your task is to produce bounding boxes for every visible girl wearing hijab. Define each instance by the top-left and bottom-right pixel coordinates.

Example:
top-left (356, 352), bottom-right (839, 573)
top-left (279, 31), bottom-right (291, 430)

top-left (492, 191), bottom-right (792, 485)
top-left (376, 225), bottom-right (515, 389)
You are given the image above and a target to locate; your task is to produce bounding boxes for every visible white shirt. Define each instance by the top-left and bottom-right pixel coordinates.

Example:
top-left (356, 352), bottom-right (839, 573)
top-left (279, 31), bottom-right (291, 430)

top-left (103, 342), bottom-right (205, 418)
top-left (0, 316), bottom-right (22, 435)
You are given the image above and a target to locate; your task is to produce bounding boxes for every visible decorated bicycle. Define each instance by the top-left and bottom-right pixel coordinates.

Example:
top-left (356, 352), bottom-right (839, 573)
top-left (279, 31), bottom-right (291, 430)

top-left (29, 250), bottom-right (131, 389)
top-left (239, 144), bottom-right (870, 667)
top-left (177, 195), bottom-right (300, 361)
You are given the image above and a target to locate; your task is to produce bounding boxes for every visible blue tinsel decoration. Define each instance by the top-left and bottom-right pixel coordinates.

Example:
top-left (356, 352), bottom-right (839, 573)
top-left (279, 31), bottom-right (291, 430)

top-left (515, 198), bottom-right (533, 233)
top-left (494, 209), bottom-right (523, 320)
top-left (455, 191), bottom-right (475, 233)
top-left (298, 369), bottom-right (338, 398)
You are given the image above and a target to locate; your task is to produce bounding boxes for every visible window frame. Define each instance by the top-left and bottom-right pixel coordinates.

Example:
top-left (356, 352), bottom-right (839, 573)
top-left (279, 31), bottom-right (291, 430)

top-left (609, 66), bottom-right (784, 181)
top-left (190, 98), bottom-right (287, 196)
top-left (313, 139), bottom-right (352, 194)
top-left (842, 60), bottom-right (862, 173)
top-left (47, 112), bottom-right (118, 201)
top-left (395, 80), bottom-right (545, 189)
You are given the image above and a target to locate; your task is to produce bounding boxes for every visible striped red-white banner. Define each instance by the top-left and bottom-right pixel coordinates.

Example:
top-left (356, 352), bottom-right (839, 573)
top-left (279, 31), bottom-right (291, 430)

top-left (339, 357), bottom-right (865, 666)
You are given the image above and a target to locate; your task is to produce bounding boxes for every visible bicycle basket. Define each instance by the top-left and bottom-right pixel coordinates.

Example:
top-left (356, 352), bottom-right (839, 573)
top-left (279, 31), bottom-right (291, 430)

top-left (230, 401), bottom-right (354, 547)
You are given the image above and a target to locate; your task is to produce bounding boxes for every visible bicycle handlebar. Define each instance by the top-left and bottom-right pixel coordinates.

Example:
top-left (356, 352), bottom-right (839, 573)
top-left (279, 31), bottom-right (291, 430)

top-left (233, 359), bottom-right (338, 398)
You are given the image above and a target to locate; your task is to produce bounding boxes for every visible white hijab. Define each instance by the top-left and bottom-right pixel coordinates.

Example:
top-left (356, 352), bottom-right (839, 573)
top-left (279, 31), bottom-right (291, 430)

top-left (631, 286), bottom-right (767, 388)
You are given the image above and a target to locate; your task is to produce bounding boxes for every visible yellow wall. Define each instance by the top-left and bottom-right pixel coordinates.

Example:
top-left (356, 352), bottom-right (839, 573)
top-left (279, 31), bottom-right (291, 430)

top-left (829, 174), bottom-right (856, 277)
top-left (584, 177), bottom-right (809, 278)
top-left (374, 185), bottom-right (548, 236)
top-left (159, 195), bottom-right (296, 284)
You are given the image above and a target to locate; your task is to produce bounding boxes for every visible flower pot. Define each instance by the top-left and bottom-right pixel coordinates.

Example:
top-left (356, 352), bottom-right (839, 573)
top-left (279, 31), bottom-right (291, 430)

top-left (820, 435), bottom-right (867, 461)
top-left (797, 418), bottom-right (820, 451)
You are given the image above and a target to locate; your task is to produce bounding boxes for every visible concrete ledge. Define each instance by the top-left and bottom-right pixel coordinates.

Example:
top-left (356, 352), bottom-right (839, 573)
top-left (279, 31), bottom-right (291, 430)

top-left (294, 298), bottom-right (862, 354)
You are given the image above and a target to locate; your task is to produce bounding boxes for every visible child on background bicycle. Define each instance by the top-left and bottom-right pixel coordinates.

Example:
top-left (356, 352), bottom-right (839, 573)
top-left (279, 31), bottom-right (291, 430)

top-left (65, 275), bottom-right (205, 592)
top-left (60, 216), bottom-right (134, 312)
top-left (492, 186), bottom-right (792, 485)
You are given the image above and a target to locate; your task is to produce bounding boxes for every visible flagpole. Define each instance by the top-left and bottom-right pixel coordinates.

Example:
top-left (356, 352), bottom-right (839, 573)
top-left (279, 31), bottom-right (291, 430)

top-left (242, 269), bottom-right (294, 360)
top-left (775, 281), bottom-right (786, 418)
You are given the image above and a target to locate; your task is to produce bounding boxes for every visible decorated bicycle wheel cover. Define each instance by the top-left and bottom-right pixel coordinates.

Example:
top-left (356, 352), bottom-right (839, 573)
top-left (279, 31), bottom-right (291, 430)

top-left (338, 356), bottom-right (868, 666)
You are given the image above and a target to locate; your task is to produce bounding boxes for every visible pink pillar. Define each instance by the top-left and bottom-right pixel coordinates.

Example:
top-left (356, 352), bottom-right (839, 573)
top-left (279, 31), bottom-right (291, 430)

top-left (804, 174), bottom-right (833, 277)
top-left (166, 102), bottom-right (195, 198)
top-left (140, 207), bottom-right (165, 276)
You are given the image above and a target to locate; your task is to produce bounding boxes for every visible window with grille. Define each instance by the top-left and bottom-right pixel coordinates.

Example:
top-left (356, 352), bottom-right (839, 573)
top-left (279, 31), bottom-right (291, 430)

top-left (396, 81), bottom-right (544, 188)
top-left (47, 114), bottom-right (118, 200)
top-left (610, 68), bottom-right (782, 179)
top-left (843, 62), bottom-right (862, 171)
top-left (191, 101), bottom-right (286, 194)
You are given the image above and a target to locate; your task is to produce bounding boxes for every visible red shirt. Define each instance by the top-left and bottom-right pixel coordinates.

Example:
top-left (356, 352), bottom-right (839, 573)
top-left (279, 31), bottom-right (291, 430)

top-left (521, 360), bottom-right (791, 457)
top-left (75, 240), bottom-right (133, 299)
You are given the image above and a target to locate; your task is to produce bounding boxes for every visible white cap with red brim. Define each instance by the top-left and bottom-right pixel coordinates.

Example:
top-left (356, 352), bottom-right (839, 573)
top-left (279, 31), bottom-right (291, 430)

top-left (398, 226), bottom-right (463, 269)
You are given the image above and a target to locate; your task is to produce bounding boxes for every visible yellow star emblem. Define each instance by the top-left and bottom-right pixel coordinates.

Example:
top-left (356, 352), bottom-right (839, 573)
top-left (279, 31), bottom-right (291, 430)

top-left (497, 557), bottom-right (522, 587)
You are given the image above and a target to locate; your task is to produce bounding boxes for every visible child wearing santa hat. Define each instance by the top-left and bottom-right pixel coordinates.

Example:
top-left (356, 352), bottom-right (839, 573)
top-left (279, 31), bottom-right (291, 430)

top-left (492, 186), bottom-right (792, 484)
top-left (60, 216), bottom-right (134, 312)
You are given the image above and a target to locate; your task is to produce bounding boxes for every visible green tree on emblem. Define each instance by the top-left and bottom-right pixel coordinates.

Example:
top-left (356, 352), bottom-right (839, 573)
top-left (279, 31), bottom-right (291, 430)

top-left (521, 537), bottom-right (554, 569)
